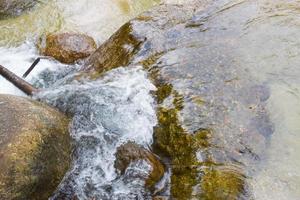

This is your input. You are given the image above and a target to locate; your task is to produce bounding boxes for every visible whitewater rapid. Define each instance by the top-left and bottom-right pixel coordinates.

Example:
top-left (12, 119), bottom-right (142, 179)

top-left (1, 0), bottom-right (300, 199)
top-left (35, 66), bottom-right (158, 199)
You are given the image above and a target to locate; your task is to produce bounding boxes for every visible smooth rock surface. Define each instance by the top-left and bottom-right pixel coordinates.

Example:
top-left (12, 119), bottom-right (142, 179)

top-left (0, 94), bottom-right (71, 200)
top-left (40, 33), bottom-right (97, 64)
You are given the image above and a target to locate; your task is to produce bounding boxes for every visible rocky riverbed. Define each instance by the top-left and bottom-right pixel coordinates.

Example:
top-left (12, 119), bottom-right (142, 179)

top-left (1, 0), bottom-right (300, 199)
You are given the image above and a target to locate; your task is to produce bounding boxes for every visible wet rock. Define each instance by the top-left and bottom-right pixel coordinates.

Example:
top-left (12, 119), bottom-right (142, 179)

top-left (85, 4), bottom-right (199, 77)
top-left (85, 22), bottom-right (145, 76)
top-left (40, 33), bottom-right (97, 64)
top-left (0, 0), bottom-right (37, 18)
top-left (0, 94), bottom-right (71, 200)
top-left (83, 1), bottom-right (274, 199)
top-left (115, 142), bottom-right (165, 190)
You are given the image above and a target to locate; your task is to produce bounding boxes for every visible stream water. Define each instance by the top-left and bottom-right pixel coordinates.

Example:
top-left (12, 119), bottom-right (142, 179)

top-left (36, 66), bottom-right (157, 199)
top-left (0, 0), bottom-right (300, 199)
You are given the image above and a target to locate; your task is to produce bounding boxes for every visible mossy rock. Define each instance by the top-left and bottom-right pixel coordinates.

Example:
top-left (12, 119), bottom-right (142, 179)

top-left (153, 86), bottom-right (248, 200)
top-left (199, 166), bottom-right (246, 200)
top-left (0, 94), bottom-right (71, 200)
top-left (85, 22), bottom-right (145, 77)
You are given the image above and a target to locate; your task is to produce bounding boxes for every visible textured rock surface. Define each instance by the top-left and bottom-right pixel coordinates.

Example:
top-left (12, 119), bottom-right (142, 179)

top-left (0, 94), bottom-right (71, 200)
top-left (40, 33), bottom-right (97, 64)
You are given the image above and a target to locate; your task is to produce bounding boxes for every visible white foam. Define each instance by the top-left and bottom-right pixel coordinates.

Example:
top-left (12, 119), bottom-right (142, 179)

top-left (0, 43), bottom-right (68, 96)
top-left (36, 66), bottom-right (157, 199)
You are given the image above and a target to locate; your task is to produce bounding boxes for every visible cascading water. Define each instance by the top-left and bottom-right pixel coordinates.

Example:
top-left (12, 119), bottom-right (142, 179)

top-left (0, 43), bottom-right (69, 95)
top-left (35, 66), bottom-right (158, 199)
top-left (1, 0), bottom-right (300, 199)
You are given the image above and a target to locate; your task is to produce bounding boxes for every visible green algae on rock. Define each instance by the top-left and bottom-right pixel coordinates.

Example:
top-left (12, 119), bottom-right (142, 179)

top-left (154, 106), bottom-right (200, 200)
top-left (153, 85), bottom-right (248, 200)
top-left (0, 94), bottom-right (71, 200)
top-left (85, 22), bottom-right (145, 77)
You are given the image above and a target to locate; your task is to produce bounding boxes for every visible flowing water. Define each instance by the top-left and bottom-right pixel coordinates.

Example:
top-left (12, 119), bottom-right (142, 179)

top-left (36, 66), bottom-right (157, 199)
top-left (0, 0), bottom-right (300, 199)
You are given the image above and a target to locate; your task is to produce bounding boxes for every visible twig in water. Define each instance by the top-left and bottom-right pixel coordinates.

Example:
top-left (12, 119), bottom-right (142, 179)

top-left (22, 57), bottom-right (41, 78)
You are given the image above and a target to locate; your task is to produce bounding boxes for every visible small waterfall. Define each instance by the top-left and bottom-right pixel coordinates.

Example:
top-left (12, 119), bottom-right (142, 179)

top-left (0, 43), bottom-right (69, 95)
top-left (35, 66), bottom-right (157, 199)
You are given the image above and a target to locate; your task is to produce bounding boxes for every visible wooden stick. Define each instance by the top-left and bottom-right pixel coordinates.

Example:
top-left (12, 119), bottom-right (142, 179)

top-left (0, 65), bottom-right (39, 96)
top-left (22, 57), bottom-right (41, 78)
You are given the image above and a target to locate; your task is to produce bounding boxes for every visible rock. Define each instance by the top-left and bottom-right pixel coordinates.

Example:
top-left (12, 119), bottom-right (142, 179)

top-left (85, 22), bottom-right (145, 75)
top-left (85, 4), bottom-right (197, 76)
top-left (0, 0), bottom-right (37, 18)
top-left (83, 2), bottom-right (274, 199)
top-left (40, 33), bottom-right (97, 64)
top-left (0, 94), bottom-right (71, 200)
top-left (114, 142), bottom-right (165, 190)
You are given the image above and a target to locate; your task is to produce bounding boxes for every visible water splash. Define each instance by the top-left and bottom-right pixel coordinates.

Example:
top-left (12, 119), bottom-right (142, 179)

top-left (0, 43), bottom-right (69, 95)
top-left (35, 66), bottom-right (157, 199)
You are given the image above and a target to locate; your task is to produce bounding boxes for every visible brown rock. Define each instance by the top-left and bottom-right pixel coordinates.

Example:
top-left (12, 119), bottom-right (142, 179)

top-left (0, 94), bottom-right (71, 200)
top-left (40, 33), bottom-right (97, 64)
top-left (114, 141), bottom-right (165, 189)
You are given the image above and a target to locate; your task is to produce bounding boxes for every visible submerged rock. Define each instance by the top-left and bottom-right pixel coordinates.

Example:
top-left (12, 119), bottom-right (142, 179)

top-left (115, 141), bottom-right (165, 190)
top-left (0, 94), bottom-right (71, 200)
top-left (0, 0), bottom-right (37, 18)
top-left (84, 1), bottom-right (274, 199)
top-left (40, 33), bottom-right (97, 64)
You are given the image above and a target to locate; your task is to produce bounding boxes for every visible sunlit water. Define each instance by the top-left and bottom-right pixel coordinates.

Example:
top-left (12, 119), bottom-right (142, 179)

top-left (0, 0), bottom-right (300, 199)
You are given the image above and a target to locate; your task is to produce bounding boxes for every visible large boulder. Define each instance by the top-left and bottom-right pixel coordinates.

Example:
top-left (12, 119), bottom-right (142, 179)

top-left (115, 141), bottom-right (165, 190)
top-left (40, 33), bottom-right (97, 64)
top-left (0, 94), bottom-right (71, 200)
top-left (83, 2), bottom-right (274, 199)
top-left (0, 0), bottom-right (37, 18)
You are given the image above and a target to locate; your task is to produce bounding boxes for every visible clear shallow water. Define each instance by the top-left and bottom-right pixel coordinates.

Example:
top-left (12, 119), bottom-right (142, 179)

top-left (0, 0), bottom-right (300, 199)
top-left (251, 84), bottom-right (300, 200)
top-left (213, 0), bottom-right (300, 199)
